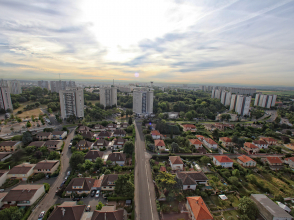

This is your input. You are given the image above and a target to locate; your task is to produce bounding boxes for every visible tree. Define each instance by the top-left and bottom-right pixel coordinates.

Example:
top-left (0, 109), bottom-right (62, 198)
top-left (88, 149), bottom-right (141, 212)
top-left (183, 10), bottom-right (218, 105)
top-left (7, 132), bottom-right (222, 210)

top-left (114, 174), bottom-right (134, 197)
top-left (228, 176), bottom-right (239, 186)
top-left (26, 121), bottom-right (32, 128)
top-left (128, 117), bottom-right (133, 125)
top-left (200, 156), bottom-right (211, 164)
top-left (104, 169), bottom-right (111, 174)
top-left (34, 151), bottom-right (42, 159)
top-left (48, 151), bottom-right (60, 160)
top-left (25, 146), bottom-right (35, 154)
top-left (171, 142), bottom-right (179, 153)
top-left (185, 112), bottom-right (193, 120)
top-left (123, 141), bottom-right (134, 155)
top-left (275, 116), bottom-right (281, 124)
top-left (232, 169), bottom-right (240, 178)
top-left (70, 151), bottom-right (85, 170)
top-left (94, 158), bottom-right (104, 170)
top-left (84, 160), bottom-right (93, 170)
top-left (96, 201), bottom-right (104, 210)
top-left (106, 160), bottom-right (113, 166)
top-left (238, 197), bottom-right (258, 220)
top-left (0, 206), bottom-right (24, 220)
top-left (121, 111), bottom-right (125, 118)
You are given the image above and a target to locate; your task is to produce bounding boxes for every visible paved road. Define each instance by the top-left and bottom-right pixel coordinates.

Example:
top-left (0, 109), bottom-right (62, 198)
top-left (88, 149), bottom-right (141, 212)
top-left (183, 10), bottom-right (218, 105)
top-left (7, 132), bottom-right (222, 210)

top-left (134, 121), bottom-right (159, 220)
top-left (28, 129), bottom-right (75, 220)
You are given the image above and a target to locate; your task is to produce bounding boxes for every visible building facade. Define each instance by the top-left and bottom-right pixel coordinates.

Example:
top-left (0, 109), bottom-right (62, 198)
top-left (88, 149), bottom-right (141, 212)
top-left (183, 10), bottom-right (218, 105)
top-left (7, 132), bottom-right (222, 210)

top-left (100, 87), bottom-right (117, 108)
top-left (37, 80), bottom-right (50, 90)
top-left (254, 94), bottom-right (277, 108)
top-left (0, 86), bottom-right (13, 111)
top-left (50, 80), bottom-right (75, 93)
top-left (133, 87), bottom-right (154, 114)
top-left (0, 79), bottom-right (22, 94)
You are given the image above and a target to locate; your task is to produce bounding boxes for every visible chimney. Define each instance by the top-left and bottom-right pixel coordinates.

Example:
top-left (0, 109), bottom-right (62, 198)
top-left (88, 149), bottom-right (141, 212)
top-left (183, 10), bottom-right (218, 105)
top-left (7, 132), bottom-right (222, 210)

top-left (61, 207), bottom-right (66, 216)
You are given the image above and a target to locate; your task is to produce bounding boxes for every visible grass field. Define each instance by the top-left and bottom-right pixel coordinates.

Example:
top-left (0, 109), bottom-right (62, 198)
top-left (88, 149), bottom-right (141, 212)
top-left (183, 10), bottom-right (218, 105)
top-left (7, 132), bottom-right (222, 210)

top-left (223, 210), bottom-right (240, 220)
top-left (257, 90), bottom-right (294, 96)
top-left (17, 108), bottom-right (43, 118)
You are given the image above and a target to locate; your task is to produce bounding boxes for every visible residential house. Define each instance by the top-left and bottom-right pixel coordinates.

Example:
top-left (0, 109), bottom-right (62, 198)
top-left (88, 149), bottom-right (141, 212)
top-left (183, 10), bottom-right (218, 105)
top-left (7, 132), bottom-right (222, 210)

top-left (75, 140), bottom-right (93, 151)
top-left (120, 122), bottom-right (129, 128)
top-left (65, 178), bottom-right (95, 195)
top-left (101, 174), bottom-right (118, 191)
top-left (177, 171), bottom-right (208, 190)
top-left (265, 157), bottom-right (283, 170)
top-left (253, 140), bottom-right (268, 149)
top-left (203, 138), bottom-right (218, 150)
top-left (51, 131), bottom-right (67, 140)
top-left (76, 126), bottom-right (91, 133)
top-left (182, 124), bottom-right (197, 132)
top-left (84, 150), bottom-right (104, 162)
top-left (151, 130), bottom-right (161, 140)
top-left (113, 129), bottom-right (126, 137)
top-left (47, 201), bottom-right (86, 220)
top-left (284, 157), bottom-right (294, 169)
top-left (45, 140), bottom-right (63, 150)
top-left (169, 156), bottom-right (184, 171)
top-left (0, 192), bottom-right (8, 208)
top-left (214, 123), bottom-right (234, 131)
top-left (113, 138), bottom-right (127, 150)
top-left (219, 137), bottom-right (234, 147)
top-left (0, 141), bottom-right (23, 152)
top-left (7, 163), bottom-right (35, 181)
top-left (251, 194), bottom-right (292, 220)
top-left (243, 142), bottom-right (260, 154)
top-left (2, 184), bottom-right (45, 207)
top-left (189, 139), bottom-right (203, 149)
top-left (213, 156), bottom-right (233, 168)
top-left (92, 124), bottom-right (106, 132)
top-left (36, 132), bottom-right (52, 140)
top-left (33, 160), bottom-right (60, 174)
top-left (0, 152), bottom-right (11, 162)
top-left (154, 140), bottom-right (166, 151)
top-left (0, 170), bottom-right (8, 187)
top-left (105, 123), bottom-right (117, 131)
top-left (204, 124), bottom-right (215, 131)
top-left (160, 166), bottom-right (166, 172)
top-left (97, 131), bottom-right (112, 139)
top-left (91, 206), bottom-right (127, 220)
top-left (80, 131), bottom-right (95, 140)
top-left (260, 137), bottom-right (277, 146)
top-left (107, 152), bottom-right (126, 166)
top-left (145, 123), bottom-right (156, 130)
top-left (93, 139), bottom-right (109, 150)
top-left (196, 135), bottom-right (205, 141)
top-left (237, 155), bottom-right (257, 167)
top-left (186, 196), bottom-right (213, 220)
top-left (28, 141), bottom-right (45, 148)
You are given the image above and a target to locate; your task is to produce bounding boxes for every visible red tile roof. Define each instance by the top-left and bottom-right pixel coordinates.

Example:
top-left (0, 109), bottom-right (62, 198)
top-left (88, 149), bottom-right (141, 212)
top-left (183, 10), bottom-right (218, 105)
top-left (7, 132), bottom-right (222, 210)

top-left (183, 124), bottom-right (196, 128)
top-left (253, 140), bottom-right (267, 145)
top-left (187, 196), bottom-right (213, 220)
top-left (266, 157), bottom-right (282, 164)
top-left (196, 135), bottom-right (204, 138)
top-left (238, 155), bottom-right (254, 163)
top-left (160, 166), bottom-right (166, 172)
top-left (169, 156), bottom-right (183, 165)
top-left (260, 137), bottom-right (277, 142)
top-left (154, 140), bottom-right (165, 147)
top-left (244, 142), bottom-right (259, 149)
top-left (189, 139), bottom-right (202, 145)
top-left (204, 138), bottom-right (217, 145)
top-left (285, 157), bottom-right (294, 162)
top-left (219, 137), bottom-right (232, 143)
top-left (151, 130), bottom-right (161, 136)
top-left (213, 156), bottom-right (233, 163)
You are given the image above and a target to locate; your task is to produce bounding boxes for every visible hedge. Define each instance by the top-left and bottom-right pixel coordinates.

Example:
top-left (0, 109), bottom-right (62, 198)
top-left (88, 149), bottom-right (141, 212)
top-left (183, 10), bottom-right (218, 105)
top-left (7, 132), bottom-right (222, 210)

top-left (107, 197), bottom-right (133, 201)
top-left (43, 205), bottom-right (54, 220)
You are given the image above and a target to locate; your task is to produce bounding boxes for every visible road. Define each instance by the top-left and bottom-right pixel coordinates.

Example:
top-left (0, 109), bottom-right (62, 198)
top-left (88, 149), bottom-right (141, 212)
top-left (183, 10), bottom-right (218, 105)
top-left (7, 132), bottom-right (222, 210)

top-left (134, 121), bottom-right (159, 220)
top-left (28, 129), bottom-right (75, 220)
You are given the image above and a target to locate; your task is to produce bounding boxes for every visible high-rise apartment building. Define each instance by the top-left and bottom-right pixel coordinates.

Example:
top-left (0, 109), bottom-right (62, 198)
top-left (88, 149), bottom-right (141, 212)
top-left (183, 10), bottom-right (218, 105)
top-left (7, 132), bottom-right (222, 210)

top-left (38, 80), bottom-right (50, 90)
top-left (100, 87), bottom-right (117, 108)
top-left (59, 87), bottom-right (84, 119)
top-left (235, 95), bottom-right (251, 116)
top-left (50, 81), bottom-right (76, 93)
top-left (0, 87), bottom-right (13, 110)
top-left (211, 89), bottom-right (221, 99)
top-left (220, 91), bottom-right (232, 106)
top-left (133, 88), bottom-right (154, 115)
top-left (0, 79), bottom-right (22, 94)
top-left (229, 87), bottom-right (256, 96)
top-left (254, 94), bottom-right (277, 108)
top-left (230, 94), bottom-right (237, 111)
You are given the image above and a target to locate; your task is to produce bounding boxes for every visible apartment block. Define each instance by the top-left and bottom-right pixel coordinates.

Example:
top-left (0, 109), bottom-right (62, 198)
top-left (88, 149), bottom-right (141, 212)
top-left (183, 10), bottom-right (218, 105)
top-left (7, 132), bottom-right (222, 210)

top-left (211, 89), bottom-right (221, 99)
top-left (220, 91), bottom-right (231, 106)
top-left (0, 79), bottom-right (22, 94)
top-left (229, 87), bottom-right (256, 95)
top-left (100, 87), bottom-right (117, 107)
top-left (59, 87), bottom-right (84, 119)
top-left (37, 80), bottom-right (50, 90)
top-left (235, 95), bottom-right (251, 116)
top-left (254, 94), bottom-right (277, 108)
top-left (230, 94), bottom-right (237, 111)
top-left (0, 86), bottom-right (13, 110)
top-left (117, 86), bottom-right (135, 93)
top-left (133, 87), bottom-right (154, 114)
top-left (50, 80), bottom-right (76, 93)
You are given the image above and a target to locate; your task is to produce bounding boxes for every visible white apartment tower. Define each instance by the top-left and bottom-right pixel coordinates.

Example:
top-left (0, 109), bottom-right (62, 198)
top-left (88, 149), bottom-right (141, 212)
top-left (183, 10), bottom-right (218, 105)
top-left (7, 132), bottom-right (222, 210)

top-left (0, 79), bottom-right (22, 94)
top-left (50, 81), bottom-right (76, 93)
top-left (234, 95), bottom-right (251, 116)
top-left (133, 88), bottom-right (154, 114)
top-left (59, 87), bottom-right (84, 119)
top-left (254, 94), bottom-right (277, 108)
top-left (100, 87), bottom-right (117, 108)
top-left (230, 94), bottom-right (237, 111)
top-left (38, 80), bottom-right (50, 90)
top-left (211, 89), bottom-right (221, 99)
top-left (0, 87), bottom-right (13, 110)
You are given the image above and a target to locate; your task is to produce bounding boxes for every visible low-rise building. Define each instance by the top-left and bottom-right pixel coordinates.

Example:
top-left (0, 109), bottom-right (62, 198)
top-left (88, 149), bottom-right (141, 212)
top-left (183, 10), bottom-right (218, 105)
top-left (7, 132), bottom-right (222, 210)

top-left (154, 140), bottom-right (166, 151)
top-left (47, 201), bottom-right (86, 220)
top-left (93, 139), bottom-right (109, 150)
top-left (196, 135), bottom-right (205, 141)
top-left (182, 124), bottom-right (197, 132)
top-left (186, 196), bottom-right (213, 220)
top-left (113, 129), bottom-right (126, 137)
top-left (33, 160), bottom-right (60, 174)
top-left (203, 138), bottom-right (218, 150)
top-left (253, 140), bottom-right (268, 149)
top-left (204, 124), bottom-right (215, 131)
top-left (219, 137), bottom-right (234, 147)
top-left (84, 150), bottom-right (104, 162)
top-left (145, 123), bottom-right (156, 130)
top-left (237, 155), bottom-right (257, 167)
top-left (7, 163), bottom-right (35, 181)
top-left (28, 141), bottom-right (45, 148)
top-left (0, 192), bottom-right (8, 208)
top-left (107, 152), bottom-right (126, 166)
top-left (45, 140), bottom-right (63, 150)
top-left (51, 131), bottom-right (67, 140)
top-left (92, 124), bottom-right (106, 132)
top-left (151, 130), bottom-right (161, 140)
top-left (105, 123), bottom-right (117, 131)
top-left (214, 123), bottom-right (234, 131)
top-left (101, 174), bottom-right (119, 191)
top-left (0, 152), bottom-right (11, 162)
top-left (213, 156), bottom-right (233, 168)
top-left (177, 171), bottom-right (208, 190)
top-left (284, 157), bottom-right (294, 169)
top-left (36, 132), bottom-right (52, 140)
top-left (2, 184), bottom-right (45, 207)
top-left (65, 178), bottom-right (95, 195)
top-left (243, 142), bottom-right (260, 154)
top-left (265, 157), bottom-right (283, 170)
top-left (189, 139), bottom-right (203, 149)
top-left (120, 122), bottom-right (129, 128)
top-left (251, 194), bottom-right (292, 220)
top-left (80, 131), bottom-right (95, 140)
top-left (169, 156), bottom-right (184, 171)
top-left (0, 170), bottom-right (8, 187)
top-left (91, 206), bottom-right (127, 220)
top-left (97, 131), bottom-right (112, 139)
top-left (76, 126), bottom-right (91, 133)
top-left (113, 138), bottom-right (127, 150)
top-left (75, 140), bottom-right (93, 151)
top-left (260, 137), bottom-right (277, 146)
top-left (0, 141), bottom-right (23, 152)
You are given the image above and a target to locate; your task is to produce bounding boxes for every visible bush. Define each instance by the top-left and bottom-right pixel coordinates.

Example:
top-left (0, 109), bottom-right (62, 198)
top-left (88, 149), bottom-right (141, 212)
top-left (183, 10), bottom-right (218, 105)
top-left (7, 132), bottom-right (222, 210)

top-left (107, 197), bottom-right (133, 201)
top-left (44, 183), bottom-right (50, 193)
top-left (28, 173), bottom-right (45, 182)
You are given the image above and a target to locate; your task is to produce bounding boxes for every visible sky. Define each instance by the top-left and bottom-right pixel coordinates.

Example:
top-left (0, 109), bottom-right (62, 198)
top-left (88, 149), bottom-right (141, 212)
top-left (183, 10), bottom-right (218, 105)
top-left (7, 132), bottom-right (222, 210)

top-left (0, 0), bottom-right (294, 86)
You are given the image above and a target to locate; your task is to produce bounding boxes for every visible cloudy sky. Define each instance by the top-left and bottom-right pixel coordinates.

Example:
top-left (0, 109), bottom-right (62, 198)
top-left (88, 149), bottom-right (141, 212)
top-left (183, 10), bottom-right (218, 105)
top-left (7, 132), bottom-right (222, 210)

top-left (0, 0), bottom-right (294, 86)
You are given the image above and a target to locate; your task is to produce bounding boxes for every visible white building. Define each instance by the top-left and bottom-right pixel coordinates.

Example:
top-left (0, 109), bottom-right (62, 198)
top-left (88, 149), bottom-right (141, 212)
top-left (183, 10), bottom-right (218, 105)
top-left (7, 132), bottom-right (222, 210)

top-left (213, 156), bottom-right (233, 168)
top-left (38, 80), bottom-right (50, 90)
top-left (117, 86), bottom-right (135, 93)
top-left (235, 95), bottom-right (251, 116)
top-left (50, 80), bottom-right (75, 93)
top-left (0, 79), bottom-right (22, 94)
top-left (0, 86), bottom-right (13, 111)
top-left (59, 87), bottom-right (84, 119)
top-left (254, 94), bottom-right (277, 108)
top-left (133, 87), bottom-right (154, 114)
top-left (230, 94), bottom-right (237, 111)
top-left (229, 87), bottom-right (256, 95)
top-left (100, 87), bottom-right (117, 108)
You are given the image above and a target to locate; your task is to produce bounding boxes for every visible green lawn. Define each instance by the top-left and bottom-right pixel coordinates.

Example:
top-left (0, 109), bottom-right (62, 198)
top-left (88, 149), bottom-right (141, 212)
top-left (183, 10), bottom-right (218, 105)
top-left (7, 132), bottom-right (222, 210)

top-left (257, 90), bottom-right (294, 96)
top-left (223, 210), bottom-right (240, 220)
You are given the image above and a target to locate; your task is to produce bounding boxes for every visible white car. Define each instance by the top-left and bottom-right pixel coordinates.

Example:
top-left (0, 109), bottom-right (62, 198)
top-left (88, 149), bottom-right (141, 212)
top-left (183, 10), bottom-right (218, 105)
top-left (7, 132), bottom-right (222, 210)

top-left (67, 171), bottom-right (71, 176)
top-left (95, 190), bottom-right (100, 198)
top-left (38, 211), bottom-right (45, 220)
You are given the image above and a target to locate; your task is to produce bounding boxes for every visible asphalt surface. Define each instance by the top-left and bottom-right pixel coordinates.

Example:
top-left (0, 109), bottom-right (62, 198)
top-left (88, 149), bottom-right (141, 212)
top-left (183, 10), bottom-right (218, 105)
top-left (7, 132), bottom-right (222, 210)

top-left (28, 129), bottom-right (75, 220)
top-left (134, 121), bottom-right (159, 220)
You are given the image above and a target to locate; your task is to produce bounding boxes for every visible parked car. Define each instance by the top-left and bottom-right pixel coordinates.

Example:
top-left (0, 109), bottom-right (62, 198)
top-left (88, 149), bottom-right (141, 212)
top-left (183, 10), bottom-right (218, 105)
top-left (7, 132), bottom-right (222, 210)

top-left (0, 189), bottom-right (4, 192)
top-left (86, 205), bottom-right (91, 212)
top-left (65, 176), bottom-right (68, 180)
top-left (90, 190), bottom-right (96, 197)
top-left (38, 211), bottom-right (45, 220)
top-left (95, 190), bottom-right (100, 198)
top-left (67, 171), bottom-right (71, 176)
top-left (72, 197), bottom-right (80, 201)
top-left (46, 175), bottom-right (50, 179)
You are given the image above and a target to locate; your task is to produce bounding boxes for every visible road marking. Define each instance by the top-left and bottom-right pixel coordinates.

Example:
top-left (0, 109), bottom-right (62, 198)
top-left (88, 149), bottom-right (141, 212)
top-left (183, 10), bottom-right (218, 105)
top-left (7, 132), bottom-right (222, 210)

top-left (145, 161), bottom-right (154, 220)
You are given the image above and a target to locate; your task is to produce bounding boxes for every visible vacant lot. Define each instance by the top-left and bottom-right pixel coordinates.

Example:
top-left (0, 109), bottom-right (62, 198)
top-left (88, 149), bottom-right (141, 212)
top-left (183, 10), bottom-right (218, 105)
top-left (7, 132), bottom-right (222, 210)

top-left (257, 90), bottom-right (294, 96)
top-left (17, 108), bottom-right (43, 119)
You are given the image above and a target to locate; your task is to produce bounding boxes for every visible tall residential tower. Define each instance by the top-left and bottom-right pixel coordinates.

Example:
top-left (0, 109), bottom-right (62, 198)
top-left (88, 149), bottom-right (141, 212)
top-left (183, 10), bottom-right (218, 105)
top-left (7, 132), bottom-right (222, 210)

top-left (133, 88), bottom-right (154, 115)
top-left (100, 87), bottom-right (117, 108)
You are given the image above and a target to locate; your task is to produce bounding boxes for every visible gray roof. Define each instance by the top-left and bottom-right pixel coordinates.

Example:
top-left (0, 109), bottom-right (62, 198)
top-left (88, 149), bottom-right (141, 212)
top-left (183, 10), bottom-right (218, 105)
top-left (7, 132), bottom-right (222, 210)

top-left (251, 194), bottom-right (293, 218)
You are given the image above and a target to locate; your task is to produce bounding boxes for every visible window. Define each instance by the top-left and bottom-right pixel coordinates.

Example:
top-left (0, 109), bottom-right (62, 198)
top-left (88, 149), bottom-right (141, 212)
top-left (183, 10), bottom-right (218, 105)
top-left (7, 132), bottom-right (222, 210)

top-left (187, 186), bottom-right (190, 189)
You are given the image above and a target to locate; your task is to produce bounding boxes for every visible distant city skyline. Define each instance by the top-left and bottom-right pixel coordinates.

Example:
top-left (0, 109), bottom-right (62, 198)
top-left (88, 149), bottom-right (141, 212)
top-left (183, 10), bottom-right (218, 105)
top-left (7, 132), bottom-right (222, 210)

top-left (0, 0), bottom-right (294, 85)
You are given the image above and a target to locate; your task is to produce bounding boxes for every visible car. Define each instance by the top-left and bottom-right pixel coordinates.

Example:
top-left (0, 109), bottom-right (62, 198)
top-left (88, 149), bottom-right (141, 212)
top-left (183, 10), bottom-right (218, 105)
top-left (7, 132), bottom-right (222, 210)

top-left (90, 190), bottom-right (96, 197)
top-left (0, 189), bottom-right (4, 192)
top-left (67, 171), bottom-right (71, 176)
top-left (85, 205), bottom-right (91, 212)
top-left (46, 175), bottom-right (50, 179)
top-left (38, 211), bottom-right (45, 220)
top-left (72, 197), bottom-right (80, 201)
top-left (65, 176), bottom-right (68, 181)
top-left (95, 190), bottom-right (100, 198)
